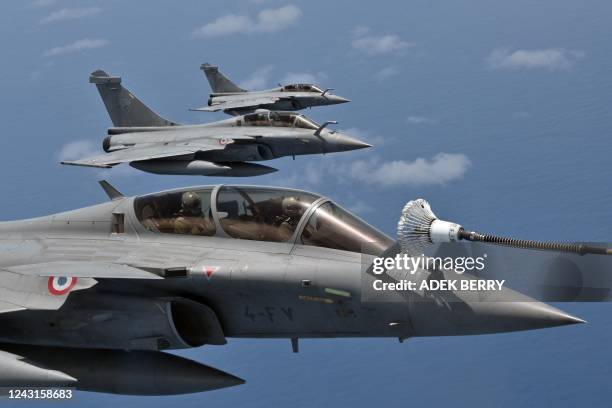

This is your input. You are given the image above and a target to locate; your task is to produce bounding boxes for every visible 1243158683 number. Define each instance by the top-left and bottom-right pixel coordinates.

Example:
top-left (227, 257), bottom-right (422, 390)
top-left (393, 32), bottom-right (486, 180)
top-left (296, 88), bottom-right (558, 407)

top-left (7, 388), bottom-right (73, 399)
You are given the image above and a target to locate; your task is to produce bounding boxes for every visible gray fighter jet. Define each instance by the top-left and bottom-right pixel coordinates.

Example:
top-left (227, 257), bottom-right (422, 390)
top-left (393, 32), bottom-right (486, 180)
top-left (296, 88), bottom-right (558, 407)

top-left (60, 70), bottom-right (368, 176)
top-left (0, 181), bottom-right (601, 395)
top-left (192, 63), bottom-right (350, 115)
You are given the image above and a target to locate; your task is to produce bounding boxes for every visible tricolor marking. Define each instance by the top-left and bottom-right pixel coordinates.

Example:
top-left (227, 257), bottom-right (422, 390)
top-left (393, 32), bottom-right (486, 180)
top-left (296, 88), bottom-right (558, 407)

top-left (203, 266), bottom-right (219, 280)
top-left (48, 276), bottom-right (78, 295)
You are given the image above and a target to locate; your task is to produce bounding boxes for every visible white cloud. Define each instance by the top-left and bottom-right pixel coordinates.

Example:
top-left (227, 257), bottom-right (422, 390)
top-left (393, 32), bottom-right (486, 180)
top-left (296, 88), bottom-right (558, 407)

top-left (374, 66), bottom-right (399, 81)
top-left (43, 38), bottom-right (108, 57)
top-left (349, 153), bottom-right (471, 187)
top-left (40, 7), bottom-right (100, 23)
top-left (281, 72), bottom-right (327, 85)
top-left (406, 116), bottom-right (437, 125)
top-left (58, 140), bottom-right (99, 161)
top-left (193, 14), bottom-right (252, 37)
top-left (193, 5), bottom-right (301, 37)
top-left (486, 48), bottom-right (584, 71)
top-left (240, 65), bottom-right (275, 90)
top-left (269, 151), bottom-right (470, 189)
top-left (352, 34), bottom-right (413, 56)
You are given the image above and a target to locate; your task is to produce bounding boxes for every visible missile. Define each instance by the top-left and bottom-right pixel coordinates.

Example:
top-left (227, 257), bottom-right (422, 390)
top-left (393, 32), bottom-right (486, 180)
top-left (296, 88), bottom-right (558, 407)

top-left (0, 344), bottom-right (244, 395)
top-left (130, 159), bottom-right (277, 177)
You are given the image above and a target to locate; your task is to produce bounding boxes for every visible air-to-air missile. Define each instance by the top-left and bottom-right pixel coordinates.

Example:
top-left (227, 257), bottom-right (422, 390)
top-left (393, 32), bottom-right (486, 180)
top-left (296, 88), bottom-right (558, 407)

top-left (0, 181), bottom-right (607, 395)
top-left (60, 70), bottom-right (367, 176)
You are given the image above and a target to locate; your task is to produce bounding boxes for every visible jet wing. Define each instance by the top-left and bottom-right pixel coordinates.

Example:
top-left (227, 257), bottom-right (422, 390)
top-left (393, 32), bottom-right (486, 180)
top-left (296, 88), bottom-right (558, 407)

top-left (191, 95), bottom-right (281, 112)
top-left (60, 141), bottom-right (223, 168)
top-left (0, 261), bottom-right (163, 314)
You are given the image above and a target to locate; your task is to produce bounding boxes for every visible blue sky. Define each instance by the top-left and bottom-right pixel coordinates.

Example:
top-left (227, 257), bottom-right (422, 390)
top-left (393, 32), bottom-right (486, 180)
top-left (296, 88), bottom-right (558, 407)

top-left (2, 0), bottom-right (612, 407)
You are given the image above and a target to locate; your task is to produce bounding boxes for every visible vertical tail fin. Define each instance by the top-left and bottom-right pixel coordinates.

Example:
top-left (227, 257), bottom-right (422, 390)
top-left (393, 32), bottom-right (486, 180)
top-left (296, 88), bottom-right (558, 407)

top-left (89, 69), bottom-right (178, 127)
top-left (200, 63), bottom-right (246, 94)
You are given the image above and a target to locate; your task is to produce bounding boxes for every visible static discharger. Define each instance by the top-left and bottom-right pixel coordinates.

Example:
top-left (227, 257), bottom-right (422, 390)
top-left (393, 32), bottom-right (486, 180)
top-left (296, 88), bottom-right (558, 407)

top-left (397, 199), bottom-right (612, 257)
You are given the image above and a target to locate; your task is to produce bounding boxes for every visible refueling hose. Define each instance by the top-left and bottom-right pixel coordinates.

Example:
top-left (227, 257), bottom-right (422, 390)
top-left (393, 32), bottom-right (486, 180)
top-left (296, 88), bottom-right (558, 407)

top-left (457, 229), bottom-right (612, 256)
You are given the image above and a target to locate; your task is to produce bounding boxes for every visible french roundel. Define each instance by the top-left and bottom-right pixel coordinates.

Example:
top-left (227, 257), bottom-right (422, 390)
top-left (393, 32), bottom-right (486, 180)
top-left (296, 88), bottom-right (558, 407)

top-left (47, 276), bottom-right (78, 295)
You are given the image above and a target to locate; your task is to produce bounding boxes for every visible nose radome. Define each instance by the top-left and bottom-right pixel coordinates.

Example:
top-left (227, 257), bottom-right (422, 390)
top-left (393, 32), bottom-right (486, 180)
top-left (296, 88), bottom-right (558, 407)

top-left (467, 300), bottom-right (585, 334)
top-left (408, 279), bottom-right (585, 337)
top-left (327, 95), bottom-right (351, 104)
top-left (328, 132), bottom-right (372, 152)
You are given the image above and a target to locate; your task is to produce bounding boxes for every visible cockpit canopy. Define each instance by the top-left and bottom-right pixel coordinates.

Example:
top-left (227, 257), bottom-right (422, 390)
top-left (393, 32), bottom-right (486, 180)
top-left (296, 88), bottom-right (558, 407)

top-left (134, 186), bottom-right (393, 255)
top-left (281, 84), bottom-right (323, 93)
top-left (238, 111), bottom-right (319, 130)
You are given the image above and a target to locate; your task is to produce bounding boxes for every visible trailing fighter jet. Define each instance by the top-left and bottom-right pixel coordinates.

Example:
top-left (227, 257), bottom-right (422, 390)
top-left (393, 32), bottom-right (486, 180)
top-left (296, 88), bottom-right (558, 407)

top-left (191, 63), bottom-right (350, 115)
top-left (0, 180), bottom-right (606, 395)
top-left (60, 70), bottom-right (368, 176)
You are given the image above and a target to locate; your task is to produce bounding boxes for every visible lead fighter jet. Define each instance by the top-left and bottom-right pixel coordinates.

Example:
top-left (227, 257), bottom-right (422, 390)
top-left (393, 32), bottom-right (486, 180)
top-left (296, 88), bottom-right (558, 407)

top-left (60, 70), bottom-right (368, 176)
top-left (193, 63), bottom-right (350, 115)
top-left (0, 181), bottom-right (605, 395)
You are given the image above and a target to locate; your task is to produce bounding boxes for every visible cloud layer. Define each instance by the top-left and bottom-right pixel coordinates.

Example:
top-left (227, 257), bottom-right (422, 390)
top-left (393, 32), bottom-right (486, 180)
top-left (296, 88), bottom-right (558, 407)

top-left (349, 153), bottom-right (471, 186)
top-left (352, 34), bottom-right (413, 56)
top-left (43, 38), bottom-right (108, 57)
top-left (40, 7), bottom-right (100, 24)
top-left (486, 48), bottom-right (584, 71)
top-left (274, 151), bottom-right (471, 189)
top-left (193, 5), bottom-right (301, 37)
top-left (239, 65), bottom-right (275, 89)
top-left (58, 140), bottom-right (99, 161)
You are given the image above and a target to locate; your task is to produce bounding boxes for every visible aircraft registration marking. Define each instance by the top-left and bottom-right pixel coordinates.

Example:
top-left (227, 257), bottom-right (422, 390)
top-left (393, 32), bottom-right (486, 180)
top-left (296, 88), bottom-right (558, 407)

top-left (297, 294), bottom-right (335, 304)
top-left (244, 306), bottom-right (294, 323)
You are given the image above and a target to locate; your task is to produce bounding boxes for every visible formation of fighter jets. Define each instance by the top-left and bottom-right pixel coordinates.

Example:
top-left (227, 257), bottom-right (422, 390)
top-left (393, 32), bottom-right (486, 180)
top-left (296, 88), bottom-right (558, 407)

top-left (1, 63), bottom-right (610, 396)
top-left (61, 66), bottom-right (364, 176)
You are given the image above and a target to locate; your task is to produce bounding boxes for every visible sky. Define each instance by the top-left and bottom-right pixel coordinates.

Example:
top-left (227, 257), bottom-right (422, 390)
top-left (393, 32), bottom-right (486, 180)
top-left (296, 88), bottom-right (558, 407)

top-left (2, 0), bottom-right (612, 407)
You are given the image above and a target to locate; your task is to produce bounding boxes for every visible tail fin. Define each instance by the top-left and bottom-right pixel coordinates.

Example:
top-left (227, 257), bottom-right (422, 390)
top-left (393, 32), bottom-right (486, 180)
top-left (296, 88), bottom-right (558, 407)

top-left (89, 69), bottom-right (178, 127)
top-left (200, 63), bottom-right (246, 93)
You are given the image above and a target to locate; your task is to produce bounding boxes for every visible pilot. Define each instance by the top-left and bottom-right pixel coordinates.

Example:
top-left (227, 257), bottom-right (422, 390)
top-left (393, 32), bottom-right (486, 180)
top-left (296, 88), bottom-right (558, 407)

top-left (276, 196), bottom-right (305, 240)
top-left (140, 202), bottom-right (160, 232)
top-left (173, 192), bottom-right (213, 235)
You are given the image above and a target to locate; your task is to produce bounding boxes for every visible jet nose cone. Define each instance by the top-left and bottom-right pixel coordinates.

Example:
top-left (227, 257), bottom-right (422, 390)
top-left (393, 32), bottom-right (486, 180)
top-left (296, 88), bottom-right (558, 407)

top-left (408, 278), bottom-right (585, 337)
top-left (469, 301), bottom-right (586, 333)
top-left (327, 132), bottom-right (372, 152)
top-left (325, 94), bottom-right (351, 104)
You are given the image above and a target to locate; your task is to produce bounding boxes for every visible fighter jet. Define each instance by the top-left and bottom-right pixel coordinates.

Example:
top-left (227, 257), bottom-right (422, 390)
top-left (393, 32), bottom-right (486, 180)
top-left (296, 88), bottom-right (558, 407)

top-left (191, 63), bottom-right (350, 115)
top-left (60, 70), bottom-right (369, 176)
top-left (0, 180), bottom-right (603, 395)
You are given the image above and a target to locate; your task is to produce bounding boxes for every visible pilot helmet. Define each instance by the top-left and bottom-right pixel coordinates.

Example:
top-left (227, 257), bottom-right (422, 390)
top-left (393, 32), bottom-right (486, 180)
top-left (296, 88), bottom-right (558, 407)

top-left (282, 196), bottom-right (302, 218)
top-left (181, 192), bottom-right (202, 215)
